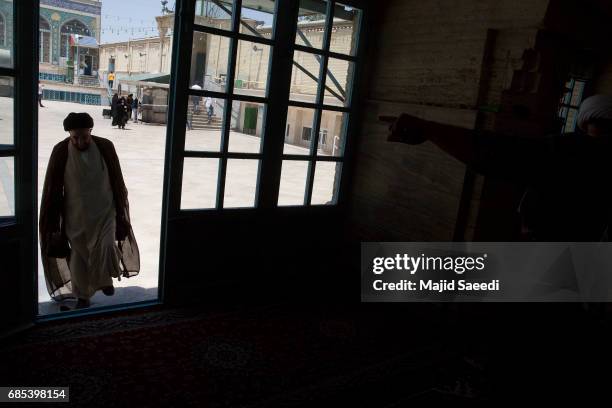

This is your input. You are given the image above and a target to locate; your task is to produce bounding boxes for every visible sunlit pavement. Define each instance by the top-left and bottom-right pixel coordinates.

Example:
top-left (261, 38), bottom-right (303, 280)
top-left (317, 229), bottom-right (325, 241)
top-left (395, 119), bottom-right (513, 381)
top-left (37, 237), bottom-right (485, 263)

top-left (28, 100), bottom-right (334, 314)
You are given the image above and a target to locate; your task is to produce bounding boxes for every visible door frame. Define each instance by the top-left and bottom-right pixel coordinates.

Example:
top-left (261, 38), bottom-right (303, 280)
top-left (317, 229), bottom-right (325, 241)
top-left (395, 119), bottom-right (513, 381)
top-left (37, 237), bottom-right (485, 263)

top-left (0, 0), bottom-right (39, 337)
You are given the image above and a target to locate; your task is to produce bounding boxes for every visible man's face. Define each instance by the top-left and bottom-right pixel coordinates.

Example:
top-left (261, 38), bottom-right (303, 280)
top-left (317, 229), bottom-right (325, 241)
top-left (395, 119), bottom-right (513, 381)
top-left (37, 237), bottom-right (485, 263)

top-left (69, 128), bottom-right (93, 151)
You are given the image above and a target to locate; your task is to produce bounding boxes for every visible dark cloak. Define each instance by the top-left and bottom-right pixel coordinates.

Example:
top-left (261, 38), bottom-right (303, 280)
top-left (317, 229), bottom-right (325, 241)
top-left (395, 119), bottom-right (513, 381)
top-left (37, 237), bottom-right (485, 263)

top-left (111, 94), bottom-right (119, 126)
top-left (39, 135), bottom-right (140, 301)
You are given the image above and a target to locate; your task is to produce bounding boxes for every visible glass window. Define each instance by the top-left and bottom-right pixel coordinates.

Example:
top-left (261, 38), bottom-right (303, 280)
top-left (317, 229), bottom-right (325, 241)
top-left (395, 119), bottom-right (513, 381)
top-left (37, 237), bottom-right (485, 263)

top-left (0, 156), bottom-right (14, 217)
top-left (194, 0), bottom-right (233, 31)
top-left (278, 160), bottom-right (309, 206)
top-left (317, 110), bottom-right (347, 157)
top-left (329, 3), bottom-right (361, 56)
top-left (190, 32), bottom-right (231, 93)
top-left (240, 0), bottom-right (275, 39)
top-left (0, 76), bottom-right (14, 145)
top-left (181, 158), bottom-right (219, 209)
top-left (228, 100), bottom-right (265, 153)
top-left (323, 57), bottom-right (354, 107)
top-left (0, 2), bottom-right (13, 68)
top-left (295, 0), bottom-right (328, 50)
top-left (311, 161), bottom-right (341, 205)
top-left (185, 97), bottom-right (226, 152)
top-left (284, 106), bottom-right (315, 155)
top-left (290, 51), bottom-right (322, 103)
top-left (224, 159), bottom-right (259, 208)
top-left (233, 40), bottom-right (271, 97)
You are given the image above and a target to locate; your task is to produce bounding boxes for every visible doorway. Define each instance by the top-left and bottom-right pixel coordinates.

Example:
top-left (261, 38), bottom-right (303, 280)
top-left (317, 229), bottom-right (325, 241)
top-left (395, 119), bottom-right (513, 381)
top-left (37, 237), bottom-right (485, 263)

top-left (83, 55), bottom-right (92, 76)
top-left (35, 0), bottom-right (177, 315)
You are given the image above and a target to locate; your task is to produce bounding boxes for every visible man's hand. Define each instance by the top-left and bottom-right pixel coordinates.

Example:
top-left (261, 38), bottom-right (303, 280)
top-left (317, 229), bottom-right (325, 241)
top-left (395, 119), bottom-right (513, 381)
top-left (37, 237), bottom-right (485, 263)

top-left (384, 114), bottom-right (428, 145)
top-left (116, 217), bottom-right (129, 241)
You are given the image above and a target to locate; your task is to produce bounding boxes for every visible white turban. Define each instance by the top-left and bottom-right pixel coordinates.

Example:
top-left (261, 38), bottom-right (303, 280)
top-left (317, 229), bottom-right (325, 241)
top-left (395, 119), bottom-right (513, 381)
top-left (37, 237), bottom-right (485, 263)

top-left (576, 95), bottom-right (612, 131)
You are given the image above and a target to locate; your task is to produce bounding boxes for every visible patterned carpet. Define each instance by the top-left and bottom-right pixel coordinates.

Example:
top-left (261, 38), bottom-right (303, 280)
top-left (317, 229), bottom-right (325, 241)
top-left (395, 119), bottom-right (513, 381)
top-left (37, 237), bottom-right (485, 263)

top-left (0, 304), bottom-right (487, 407)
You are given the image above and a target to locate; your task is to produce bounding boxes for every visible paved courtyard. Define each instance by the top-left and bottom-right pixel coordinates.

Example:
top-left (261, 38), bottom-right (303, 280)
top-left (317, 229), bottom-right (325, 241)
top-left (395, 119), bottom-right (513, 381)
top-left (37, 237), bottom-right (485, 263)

top-left (0, 98), bottom-right (337, 314)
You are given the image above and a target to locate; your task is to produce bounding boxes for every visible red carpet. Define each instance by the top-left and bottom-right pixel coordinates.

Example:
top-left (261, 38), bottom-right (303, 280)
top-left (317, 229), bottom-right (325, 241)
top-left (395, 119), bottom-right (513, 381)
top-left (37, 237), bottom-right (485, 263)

top-left (0, 304), bottom-right (479, 407)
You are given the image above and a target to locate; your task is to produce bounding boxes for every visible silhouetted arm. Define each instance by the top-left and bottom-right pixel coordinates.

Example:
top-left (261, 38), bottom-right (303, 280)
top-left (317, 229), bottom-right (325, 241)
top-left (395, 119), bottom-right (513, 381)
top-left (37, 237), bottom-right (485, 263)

top-left (388, 113), bottom-right (551, 181)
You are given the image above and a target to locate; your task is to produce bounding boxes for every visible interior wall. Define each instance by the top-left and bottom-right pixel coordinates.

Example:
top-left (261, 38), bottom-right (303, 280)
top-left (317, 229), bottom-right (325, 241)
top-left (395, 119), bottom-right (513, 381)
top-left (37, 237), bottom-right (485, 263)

top-left (346, 0), bottom-right (556, 242)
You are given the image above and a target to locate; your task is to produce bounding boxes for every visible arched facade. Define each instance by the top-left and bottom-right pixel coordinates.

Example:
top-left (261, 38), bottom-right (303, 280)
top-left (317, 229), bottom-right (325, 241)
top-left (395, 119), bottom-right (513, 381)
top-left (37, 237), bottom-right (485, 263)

top-left (60, 19), bottom-right (90, 59)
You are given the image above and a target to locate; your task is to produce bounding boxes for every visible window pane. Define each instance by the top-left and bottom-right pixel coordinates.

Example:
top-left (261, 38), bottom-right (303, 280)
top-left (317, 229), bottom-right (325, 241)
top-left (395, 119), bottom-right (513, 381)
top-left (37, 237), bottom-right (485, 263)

top-left (194, 0), bottom-right (233, 31)
top-left (570, 80), bottom-right (585, 107)
top-left (0, 156), bottom-right (14, 216)
top-left (323, 57), bottom-right (354, 107)
top-left (311, 161), bottom-right (341, 205)
top-left (283, 106), bottom-right (315, 155)
top-left (0, 1), bottom-right (13, 68)
top-left (329, 3), bottom-right (361, 56)
top-left (233, 40), bottom-right (271, 97)
top-left (317, 110), bottom-right (347, 157)
top-left (296, 0), bottom-right (328, 50)
top-left (565, 108), bottom-right (579, 133)
top-left (278, 160), bottom-right (308, 206)
top-left (290, 51), bottom-right (322, 104)
top-left (0, 76), bottom-right (13, 145)
top-left (224, 159), bottom-right (259, 208)
top-left (240, 0), bottom-right (275, 39)
top-left (185, 97), bottom-right (225, 152)
top-left (190, 32), bottom-right (231, 93)
top-left (228, 100), bottom-right (265, 153)
top-left (181, 158), bottom-right (219, 209)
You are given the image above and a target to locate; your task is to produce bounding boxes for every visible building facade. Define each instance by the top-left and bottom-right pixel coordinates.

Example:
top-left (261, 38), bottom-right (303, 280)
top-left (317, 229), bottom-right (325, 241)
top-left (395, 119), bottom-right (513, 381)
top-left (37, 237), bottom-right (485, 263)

top-left (101, 11), bottom-right (356, 155)
top-left (0, 0), bottom-right (103, 104)
top-left (37, 0), bottom-right (101, 70)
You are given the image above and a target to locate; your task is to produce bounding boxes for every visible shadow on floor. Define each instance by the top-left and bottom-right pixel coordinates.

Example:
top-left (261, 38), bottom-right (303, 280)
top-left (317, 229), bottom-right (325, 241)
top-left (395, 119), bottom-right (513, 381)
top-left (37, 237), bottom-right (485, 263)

top-left (38, 286), bottom-right (159, 315)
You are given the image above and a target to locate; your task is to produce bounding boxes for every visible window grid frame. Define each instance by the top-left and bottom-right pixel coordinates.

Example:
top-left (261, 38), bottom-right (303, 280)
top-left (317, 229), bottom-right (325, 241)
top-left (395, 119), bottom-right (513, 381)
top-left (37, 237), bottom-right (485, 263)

top-left (176, 0), bottom-right (364, 212)
top-left (559, 77), bottom-right (588, 134)
top-left (283, 0), bottom-right (359, 207)
top-left (183, 0), bottom-right (277, 210)
top-left (0, 51), bottom-right (16, 220)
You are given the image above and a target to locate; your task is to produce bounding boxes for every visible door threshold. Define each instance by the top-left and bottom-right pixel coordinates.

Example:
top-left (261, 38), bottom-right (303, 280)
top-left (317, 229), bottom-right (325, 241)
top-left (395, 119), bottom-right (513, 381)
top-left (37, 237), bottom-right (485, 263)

top-left (35, 299), bottom-right (163, 323)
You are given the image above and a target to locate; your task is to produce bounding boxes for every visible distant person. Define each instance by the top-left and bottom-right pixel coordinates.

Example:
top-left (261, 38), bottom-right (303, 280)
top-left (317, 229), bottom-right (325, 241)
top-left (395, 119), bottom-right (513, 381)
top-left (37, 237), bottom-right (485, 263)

top-left (126, 94), bottom-right (134, 122)
top-left (111, 93), bottom-right (119, 127)
top-left (132, 96), bottom-right (140, 122)
top-left (117, 97), bottom-right (129, 130)
top-left (388, 94), bottom-right (612, 242)
top-left (38, 82), bottom-right (44, 107)
top-left (205, 96), bottom-right (214, 124)
top-left (39, 112), bottom-right (140, 310)
top-left (108, 71), bottom-right (115, 89)
top-left (190, 83), bottom-right (202, 114)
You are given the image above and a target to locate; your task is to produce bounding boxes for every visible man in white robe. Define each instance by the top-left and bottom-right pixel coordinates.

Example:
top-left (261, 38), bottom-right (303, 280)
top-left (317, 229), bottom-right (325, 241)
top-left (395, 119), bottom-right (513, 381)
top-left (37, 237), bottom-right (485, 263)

top-left (40, 112), bottom-right (140, 310)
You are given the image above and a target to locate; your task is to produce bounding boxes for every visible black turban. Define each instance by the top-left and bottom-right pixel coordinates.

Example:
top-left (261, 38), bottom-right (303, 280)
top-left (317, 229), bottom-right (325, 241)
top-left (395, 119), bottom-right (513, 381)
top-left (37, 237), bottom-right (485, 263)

top-left (63, 112), bottom-right (94, 131)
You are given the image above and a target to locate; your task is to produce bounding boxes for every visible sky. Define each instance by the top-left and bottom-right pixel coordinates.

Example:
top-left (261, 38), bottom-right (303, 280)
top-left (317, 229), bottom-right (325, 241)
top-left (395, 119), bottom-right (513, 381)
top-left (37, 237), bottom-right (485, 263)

top-left (100, 0), bottom-right (273, 44)
top-left (100, 0), bottom-right (176, 43)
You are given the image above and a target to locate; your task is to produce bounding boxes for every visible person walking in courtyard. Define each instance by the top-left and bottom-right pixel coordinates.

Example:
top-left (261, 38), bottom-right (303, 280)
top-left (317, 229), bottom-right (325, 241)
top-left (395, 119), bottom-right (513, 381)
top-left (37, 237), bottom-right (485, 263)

top-left (117, 97), bottom-right (129, 130)
top-left (132, 96), bottom-right (140, 123)
top-left (111, 93), bottom-right (119, 127)
top-left (205, 96), bottom-right (214, 124)
top-left (190, 83), bottom-right (202, 114)
top-left (39, 112), bottom-right (140, 310)
top-left (38, 82), bottom-right (45, 108)
top-left (126, 94), bottom-right (134, 123)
